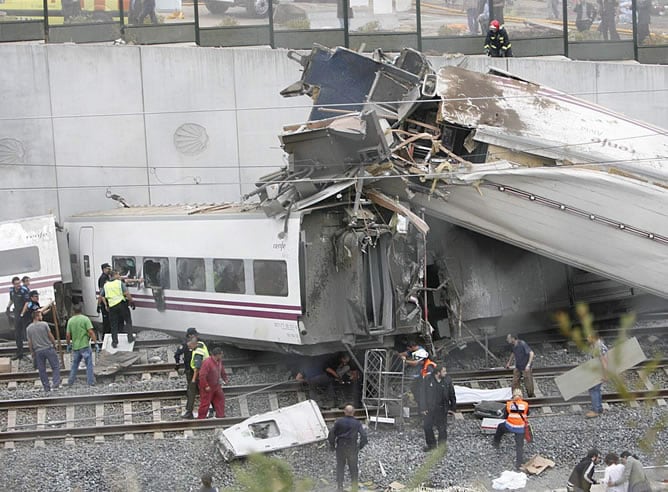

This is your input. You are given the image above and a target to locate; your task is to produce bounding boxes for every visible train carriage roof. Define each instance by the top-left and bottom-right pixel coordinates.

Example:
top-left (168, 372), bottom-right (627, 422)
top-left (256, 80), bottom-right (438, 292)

top-left (67, 203), bottom-right (272, 220)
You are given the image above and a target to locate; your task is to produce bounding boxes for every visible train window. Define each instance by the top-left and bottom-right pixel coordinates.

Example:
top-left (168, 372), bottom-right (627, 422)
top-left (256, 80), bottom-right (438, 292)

top-left (253, 260), bottom-right (288, 297)
top-left (113, 257), bottom-right (137, 278)
top-left (177, 258), bottom-right (206, 291)
top-left (213, 259), bottom-right (245, 294)
top-left (143, 257), bottom-right (170, 289)
top-left (0, 246), bottom-right (41, 277)
top-left (83, 255), bottom-right (91, 278)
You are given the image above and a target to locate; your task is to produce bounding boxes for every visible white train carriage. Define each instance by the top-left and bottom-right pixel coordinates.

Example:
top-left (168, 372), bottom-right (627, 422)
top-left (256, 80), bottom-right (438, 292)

top-left (0, 215), bottom-right (69, 332)
top-left (64, 203), bottom-right (423, 354)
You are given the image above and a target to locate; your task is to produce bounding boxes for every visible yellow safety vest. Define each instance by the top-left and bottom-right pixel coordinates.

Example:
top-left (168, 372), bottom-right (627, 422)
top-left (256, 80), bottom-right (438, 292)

top-left (104, 279), bottom-right (125, 308)
top-left (190, 342), bottom-right (209, 370)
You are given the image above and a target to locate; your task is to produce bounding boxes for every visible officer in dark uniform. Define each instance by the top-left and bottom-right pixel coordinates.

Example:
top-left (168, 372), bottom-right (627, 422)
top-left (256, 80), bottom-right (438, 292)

top-left (328, 404), bottom-right (368, 492)
top-left (418, 364), bottom-right (456, 451)
top-left (174, 327), bottom-right (201, 419)
top-left (6, 277), bottom-right (30, 360)
top-left (97, 263), bottom-right (112, 340)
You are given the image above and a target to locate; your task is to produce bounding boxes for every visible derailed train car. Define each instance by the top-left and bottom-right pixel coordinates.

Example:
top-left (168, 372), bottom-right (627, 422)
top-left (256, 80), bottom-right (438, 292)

top-left (64, 201), bottom-right (425, 355)
top-left (270, 44), bottom-right (668, 342)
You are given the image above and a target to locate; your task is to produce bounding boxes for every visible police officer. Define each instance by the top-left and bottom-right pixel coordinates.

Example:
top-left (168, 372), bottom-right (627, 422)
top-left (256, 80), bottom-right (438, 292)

top-left (100, 270), bottom-right (135, 348)
top-left (185, 335), bottom-right (209, 418)
top-left (6, 277), bottom-right (30, 360)
top-left (174, 327), bottom-right (199, 419)
top-left (328, 404), bottom-right (368, 492)
top-left (97, 263), bottom-right (112, 340)
top-left (419, 364), bottom-right (456, 451)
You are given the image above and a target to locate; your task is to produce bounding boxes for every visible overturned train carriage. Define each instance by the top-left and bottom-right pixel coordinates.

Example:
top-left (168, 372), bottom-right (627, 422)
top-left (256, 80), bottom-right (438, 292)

top-left (273, 44), bottom-right (668, 344)
top-left (64, 201), bottom-right (424, 355)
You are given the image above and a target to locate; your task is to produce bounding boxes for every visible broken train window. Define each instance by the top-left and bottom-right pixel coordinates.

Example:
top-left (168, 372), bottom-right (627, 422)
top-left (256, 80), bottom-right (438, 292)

top-left (143, 257), bottom-right (170, 289)
top-left (112, 256), bottom-right (136, 279)
top-left (177, 258), bottom-right (206, 291)
top-left (253, 260), bottom-right (288, 297)
top-left (248, 420), bottom-right (279, 440)
top-left (213, 259), bottom-right (245, 294)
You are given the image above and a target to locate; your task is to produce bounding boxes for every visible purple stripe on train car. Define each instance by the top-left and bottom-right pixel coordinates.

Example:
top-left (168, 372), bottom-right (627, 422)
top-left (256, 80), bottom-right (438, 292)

top-left (0, 275), bottom-right (62, 290)
top-left (133, 293), bottom-right (301, 312)
top-left (132, 300), bottom-right (300, 321)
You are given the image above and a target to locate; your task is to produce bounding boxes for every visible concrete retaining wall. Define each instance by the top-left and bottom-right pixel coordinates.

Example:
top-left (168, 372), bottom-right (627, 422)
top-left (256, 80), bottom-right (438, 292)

top-left (1, 44), bottom-right (666, 222)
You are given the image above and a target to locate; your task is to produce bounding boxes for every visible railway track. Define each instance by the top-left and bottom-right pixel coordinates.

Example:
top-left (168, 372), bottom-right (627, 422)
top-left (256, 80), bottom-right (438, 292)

top-left (1, 359), bottom-right (665, 445)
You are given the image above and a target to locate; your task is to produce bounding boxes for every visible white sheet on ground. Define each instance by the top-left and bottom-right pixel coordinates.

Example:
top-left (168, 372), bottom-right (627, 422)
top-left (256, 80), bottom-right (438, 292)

top-left (454, 385), bottom-right (512, 403)
top-left (492, 470), bottom-right (528, 490)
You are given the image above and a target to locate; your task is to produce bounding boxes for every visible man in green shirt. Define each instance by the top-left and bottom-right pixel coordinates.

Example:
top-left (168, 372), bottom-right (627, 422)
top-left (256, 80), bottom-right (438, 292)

top-left (66, 304), bottom-right (99, 386)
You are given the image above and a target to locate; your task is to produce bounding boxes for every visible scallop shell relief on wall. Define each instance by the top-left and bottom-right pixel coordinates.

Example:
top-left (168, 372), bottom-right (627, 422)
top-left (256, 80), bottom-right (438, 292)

top-left (0, 138), bottom-right (26, 164)
top-left (174, 123), bottom-right (209, 156)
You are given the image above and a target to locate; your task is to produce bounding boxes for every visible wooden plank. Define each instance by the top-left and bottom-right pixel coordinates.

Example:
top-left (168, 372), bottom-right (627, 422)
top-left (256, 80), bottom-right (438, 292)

top-left (66, 406), bottom-right (75, 429)
top-left (268, 393), bottom-right (279, 411)
top-left (554, 337), bottom-right (646, 401)
top-left (95, 404), bottom-right (104, 427)
top-left (36, 407), bottom-right (46, 430)
top-left (238, 395), bottom-right (250, 417)
top-left (6, 410), bottom-right (16, 431)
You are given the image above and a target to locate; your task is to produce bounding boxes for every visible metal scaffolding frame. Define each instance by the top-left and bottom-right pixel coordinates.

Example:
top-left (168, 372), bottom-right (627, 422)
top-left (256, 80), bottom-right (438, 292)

top-left (362, 349), bottom-right (405, 428)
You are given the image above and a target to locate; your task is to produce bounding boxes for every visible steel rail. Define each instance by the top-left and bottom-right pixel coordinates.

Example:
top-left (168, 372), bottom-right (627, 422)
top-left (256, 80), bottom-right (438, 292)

top-left (0, 338), bottom-right (180, 358)
top-left (0, 408), bottom-right (366, 442)
top-left (0, 357), bottom-right (289, 383)
top-left (0, 381), bottom-right (306, 411)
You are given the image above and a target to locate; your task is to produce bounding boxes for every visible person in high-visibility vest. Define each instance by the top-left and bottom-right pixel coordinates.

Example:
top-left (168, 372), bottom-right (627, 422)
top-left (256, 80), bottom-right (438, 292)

top-left (493, 388), bottom-right (529, 470)
top-left (100, 271), bottom-right (135, 349)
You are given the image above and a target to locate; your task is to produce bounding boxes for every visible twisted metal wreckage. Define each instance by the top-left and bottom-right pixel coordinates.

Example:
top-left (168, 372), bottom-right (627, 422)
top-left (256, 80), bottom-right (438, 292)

top-left (248, 44), bottom-right (668, 347)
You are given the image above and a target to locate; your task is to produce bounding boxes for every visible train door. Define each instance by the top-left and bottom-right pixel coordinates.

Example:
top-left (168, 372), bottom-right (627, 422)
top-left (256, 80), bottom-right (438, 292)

top-left (79, 227), bottom-right (98, 317)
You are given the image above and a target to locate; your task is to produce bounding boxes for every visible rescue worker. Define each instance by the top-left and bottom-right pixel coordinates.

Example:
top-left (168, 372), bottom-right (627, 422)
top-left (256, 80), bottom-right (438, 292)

top-left (174, 327), bottom-right (200, 419)
top-left (97, 263), bottom-right (112, 340)
top-left (418, 364), bottom-right (456, 451)
top-left (197, 346), bottom-right (229, 419)
top-left (99, 270), bottom-right (135, 348)
top-left (328, 403), bottom-right (368, 492)
top-left (505, 333), bottom-right (535, 398)
top-left (20, 290), bottom-right (51, 333)
top-left (6, 277), bottom-right (30, 360)
top-left (484, 20), bottom-right (513, 57)
top-left (567, 448), bottom-right (601, 492)
top-left (400, 344), bottom-right (436, 406)
top-left (493, 388), bottom-right (529, 470)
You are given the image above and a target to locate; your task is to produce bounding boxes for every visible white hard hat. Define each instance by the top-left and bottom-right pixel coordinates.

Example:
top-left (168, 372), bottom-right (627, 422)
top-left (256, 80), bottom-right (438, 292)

top-left (413, 349), bottom-right (429, 359)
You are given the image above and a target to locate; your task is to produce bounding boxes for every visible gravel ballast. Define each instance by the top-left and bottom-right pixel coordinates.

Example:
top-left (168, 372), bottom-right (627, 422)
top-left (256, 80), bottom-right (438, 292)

top-left (1, 330), bottom-right (666, 491)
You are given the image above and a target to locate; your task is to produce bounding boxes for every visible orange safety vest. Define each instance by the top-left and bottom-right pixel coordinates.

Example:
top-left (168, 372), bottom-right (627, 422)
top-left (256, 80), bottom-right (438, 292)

top-left (421, 359), bottom-right (437, 378)
top-left (505, 398), bottom-right (529, 432)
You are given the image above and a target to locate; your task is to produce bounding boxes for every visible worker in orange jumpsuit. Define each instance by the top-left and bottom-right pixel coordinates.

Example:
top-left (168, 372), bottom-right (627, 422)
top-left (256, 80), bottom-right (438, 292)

top-left (197, 346), bottom-right (229, 419)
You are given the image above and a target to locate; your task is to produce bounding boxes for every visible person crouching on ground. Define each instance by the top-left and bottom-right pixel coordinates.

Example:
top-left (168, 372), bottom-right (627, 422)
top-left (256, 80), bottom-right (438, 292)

top-left (484, 19), bottom-right (513, 57)
top-left (197, 347), bottom-right (229, 419)
top-left (493, 387), bottom-right (529, 470)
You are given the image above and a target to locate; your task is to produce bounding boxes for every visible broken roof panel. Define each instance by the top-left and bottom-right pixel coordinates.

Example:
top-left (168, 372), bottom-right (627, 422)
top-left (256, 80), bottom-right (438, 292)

top-left (437, 66), bottom-right (668, 183)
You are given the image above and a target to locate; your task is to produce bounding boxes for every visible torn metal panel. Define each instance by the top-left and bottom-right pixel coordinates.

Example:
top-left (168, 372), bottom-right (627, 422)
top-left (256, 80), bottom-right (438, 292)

top-left (281, 45), bottom-right (427, 122)
top-left (280, 111), bottom-right (392, 177)
top-left (554, 337), bottom-right (646, 401)
top-left (214, 400), bottom-right (328, 460)
top-left (436, 66), bottom-right (668, 183)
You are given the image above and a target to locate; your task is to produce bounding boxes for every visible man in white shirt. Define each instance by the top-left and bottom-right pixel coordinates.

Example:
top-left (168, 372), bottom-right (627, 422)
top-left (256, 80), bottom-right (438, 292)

top-left (603, 453), bottom-right (628, 492)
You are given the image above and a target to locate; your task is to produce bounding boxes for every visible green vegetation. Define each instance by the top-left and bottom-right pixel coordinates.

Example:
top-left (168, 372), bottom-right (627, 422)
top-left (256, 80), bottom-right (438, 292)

top-left (223, 453), bottom-right (314, 492)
